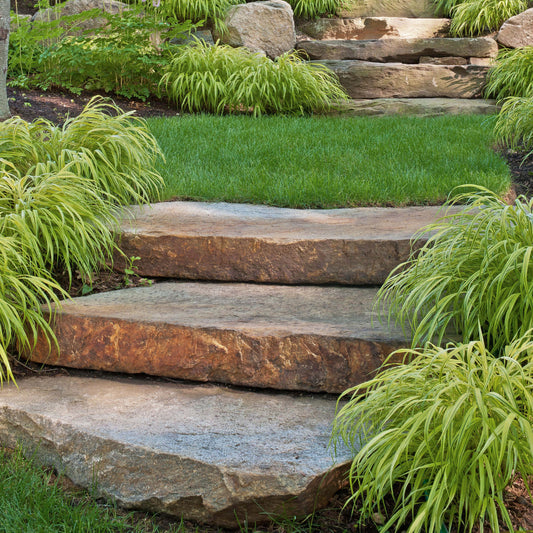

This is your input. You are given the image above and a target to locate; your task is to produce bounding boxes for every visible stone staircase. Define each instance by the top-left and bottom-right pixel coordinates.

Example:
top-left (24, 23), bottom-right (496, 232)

top-left (0, 201), bottom-right (454, 527)
top-left (295, 15), bottom-right (500, 116)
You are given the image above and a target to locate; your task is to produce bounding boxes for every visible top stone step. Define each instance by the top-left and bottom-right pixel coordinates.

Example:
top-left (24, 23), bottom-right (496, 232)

top-left (114, 201), bottom-right (455, 286)
top-left (335, 0), bottom-right (436, 18)
top-left (296, 17), bottom-right (450, 41)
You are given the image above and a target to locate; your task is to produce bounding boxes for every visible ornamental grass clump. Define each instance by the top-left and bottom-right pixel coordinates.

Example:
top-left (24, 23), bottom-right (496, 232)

top-left (0, 98), bottom-right (164, 382)
top-left (0, 235), bottom-right (65, 383)
top-left (434, 0), bottom-right (529, 35)
top-left (331, 336), bottom-right (533, 533)
top-left (288, 0), bottom-right (340, 18)
top-left (0, 97), bottom-right (164, 205)
top-left (485, 47), bottom-right (533, 101)
top-left (377, 187), bottom-right (533, 354)
top-left (494, 96), bottom-right (533, 156)
top-left (161, 40), bottom-right (347, 115)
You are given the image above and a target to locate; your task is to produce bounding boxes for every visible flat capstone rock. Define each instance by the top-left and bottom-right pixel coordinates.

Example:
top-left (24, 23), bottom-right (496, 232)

top-left (0, 375), bottom-right (352, 526)
top-left (27, 282), bottom-right (408, 393)
top-left (115, 201), bottom-right (455, 285)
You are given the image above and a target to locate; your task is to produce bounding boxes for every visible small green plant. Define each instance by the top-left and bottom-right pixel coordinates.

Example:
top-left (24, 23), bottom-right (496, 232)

top-left (161, 40), bottom-right (347, 115)
top-left (485, 47), bottom-right (533, 101)
top-left (162, 0), bottom-right (239, 31)
top-left (287, 0), bottom-right (341, 18)
top-left (377, 187), bottom-right (533, 354)
top-left (331, 336), bottom-right (533, 533)
top-left (494, 96), bottom-right (533, 156)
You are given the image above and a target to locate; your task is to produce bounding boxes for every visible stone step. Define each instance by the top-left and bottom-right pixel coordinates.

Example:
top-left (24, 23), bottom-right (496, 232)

top-left (317, 60), bottom-right (488, 98)
top-left (114, 201), bottom-right (451, 286)
top-left (298, 37), bottom-right (497, 63)
top-left (336, 0), bottom-right (436, 18)
top-left (26, 282), bottom-right (408, 394)
top-left (0, 375), bottom-right (352, 526)
top-left (297, 17), bottom-right (450, 41)
top-left (331, 97), bottom-right (498, 117)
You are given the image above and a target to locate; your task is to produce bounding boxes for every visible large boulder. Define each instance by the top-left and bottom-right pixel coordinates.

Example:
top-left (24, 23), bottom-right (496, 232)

top-left (497, 8), bottom-right (533, 48)
top-left (32, 0), bottom-right (128, 31)
top-left (220, 0), bottom-right (296, 58)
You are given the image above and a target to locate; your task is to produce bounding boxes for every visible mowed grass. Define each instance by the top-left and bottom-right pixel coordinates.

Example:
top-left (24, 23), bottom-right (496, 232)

top-left (148, 114), bottom-right (510, 208)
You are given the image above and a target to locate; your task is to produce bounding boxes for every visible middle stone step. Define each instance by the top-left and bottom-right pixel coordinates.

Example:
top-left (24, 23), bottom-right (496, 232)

top-left (27, 282), bottom-right (408, 393)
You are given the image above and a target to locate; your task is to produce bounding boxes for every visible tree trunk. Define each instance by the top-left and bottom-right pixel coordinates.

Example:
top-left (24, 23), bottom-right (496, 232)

top-left (0, 0), bottom-right (9, 120)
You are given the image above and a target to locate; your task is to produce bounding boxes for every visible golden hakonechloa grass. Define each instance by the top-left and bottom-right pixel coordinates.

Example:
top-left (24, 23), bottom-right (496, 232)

top-left (0, 97), bottom-right (164, 382)
top-left (377, 187), bottom-right (533, 355)
top-left (161, 40), bottom-right (347, 116)
top-left (332, 336), bottom-right (533, 533)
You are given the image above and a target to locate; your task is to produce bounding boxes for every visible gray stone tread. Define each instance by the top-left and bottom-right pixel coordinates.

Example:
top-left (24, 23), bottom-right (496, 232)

top-left (0, 375), bottom-right (351, 525)
top-left (115, 202), bottom-right (455, 284)
top-left (119, 202), bottom-right (450, 241)
top-left (44, 282), bottom-right (403, 341)
top-left (27, 283), bottom-right (408, 393)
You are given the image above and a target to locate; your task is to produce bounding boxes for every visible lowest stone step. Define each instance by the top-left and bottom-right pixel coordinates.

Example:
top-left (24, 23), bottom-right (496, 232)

top-left (114, 202), bottom-right (452, 285)
top-left (0, 375), bottom-right (352, 526)
top-left (26, 282), bottom-right (407, 393)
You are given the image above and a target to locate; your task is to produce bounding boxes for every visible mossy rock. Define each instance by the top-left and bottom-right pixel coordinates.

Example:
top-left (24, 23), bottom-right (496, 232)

top-left (337, 0), bottom-right (437, 18)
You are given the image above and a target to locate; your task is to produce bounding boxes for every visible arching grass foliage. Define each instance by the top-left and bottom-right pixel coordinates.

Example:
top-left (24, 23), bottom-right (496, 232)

top-left (377, 187), bottom-right (533, 355)
top-left (434, 0), bottom-right (529, 36)
top-left (0, 98), bottom-right (164, 382)
top-left (332, 336), bottom-right (533, 533)
top-left (160, 40), bottom-right (347, 115)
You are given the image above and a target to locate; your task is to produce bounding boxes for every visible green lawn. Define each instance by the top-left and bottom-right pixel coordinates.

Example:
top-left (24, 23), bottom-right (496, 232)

top-left (148, 114), bottom-right (510, 208)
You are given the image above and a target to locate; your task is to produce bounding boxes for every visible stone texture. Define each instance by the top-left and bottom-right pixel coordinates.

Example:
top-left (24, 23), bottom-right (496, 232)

top-left (26, 282), bottom-right (408, 393)
top-left (337, 0), bottom-right (436, 17)
top-left (420, 56), bottom-right (467, 65)
top-left (114, 201), bottom-right (452, 285)
top-left (497, 7), bottom-right (533, 48)
top-left (32, 0), bottom-right (128, 31)
top-left (0, 375), bottom-right (352, 526)
top-left (330, 97), bottom-right (499, 116)
top-left (296, 17), bottom-right (450, 40)
top-left (297, 37), bottom-right (498, 63)
top-left (318, 60), bottom-right (489, 98)
top-left (469, 57), bottom-right (494, 66)
top-left (220, 0), bottom-right (295, 58)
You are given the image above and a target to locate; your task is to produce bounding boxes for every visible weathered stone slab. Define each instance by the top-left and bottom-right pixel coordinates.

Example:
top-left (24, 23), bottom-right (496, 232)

top-left (318, 60), bottom-right (488, 98)
top-left (297, 37), bottom-right (497, 62)
top-left (26, 282), bottom-right (408, 393)
top-left (0, 375), bottom-right (352, 526)
top-left (114, 202), bottom-right (452, 285)
top-left (331, 97), bottom-right (499, 117)
top-left (420, 56), bottom-right (468, 65)
top-left (296, 17), bottom-right (450, 40)
top-left (497, 7), bottom-right (533, 48)
top-left (336, 0), bottom-right (436, 17)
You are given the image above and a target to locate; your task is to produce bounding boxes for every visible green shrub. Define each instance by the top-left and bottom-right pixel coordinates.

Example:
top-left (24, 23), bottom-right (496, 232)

top-left (0, 99), bottom-right (165, 381)
top-left (377, 187), bottom-right (533, 354)
top-left (331, 336), bottom-right (533, 533)
top-left (9, 5), bottom-right (193, 99)
top-left (161, 40), bottom-right (347, 115)
top-left (485, 47), bottom-right (533, 101)
top-left (494, 96), bottom-right (533, 156)
top-left (0, 97), bottom-right (164, 206)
